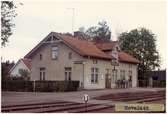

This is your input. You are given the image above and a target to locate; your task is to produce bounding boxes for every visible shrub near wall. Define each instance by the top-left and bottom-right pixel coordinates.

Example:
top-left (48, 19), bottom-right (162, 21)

top-left (2, 80), bottom-right (33, 92)
top-left (34, 81), bottom-right (79, 92)
top-left (2, 80), bottom-right (80, 92)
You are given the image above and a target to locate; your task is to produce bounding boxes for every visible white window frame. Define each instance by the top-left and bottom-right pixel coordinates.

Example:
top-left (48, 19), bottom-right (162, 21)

top-left (40, 68), bottom-right (46, 81)
top-left (51, 46), bottom-right (58, 59)
top-left (91, 68), bottom-right (99, 83)
top-left (65, 67), bottom-right (72, 81)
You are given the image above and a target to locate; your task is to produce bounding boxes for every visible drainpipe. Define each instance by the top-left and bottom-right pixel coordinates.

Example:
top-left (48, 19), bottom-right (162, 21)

top-left (82, 61), bottom-right (85, 89)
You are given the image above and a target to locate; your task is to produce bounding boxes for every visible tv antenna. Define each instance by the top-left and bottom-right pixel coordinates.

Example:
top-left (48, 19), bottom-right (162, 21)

top-left (67, 8), bottom-right (75, 35)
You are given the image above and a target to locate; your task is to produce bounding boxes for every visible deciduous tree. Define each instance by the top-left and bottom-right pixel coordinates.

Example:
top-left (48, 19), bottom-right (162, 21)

top-left (118, 28), bottom-right (160, 80)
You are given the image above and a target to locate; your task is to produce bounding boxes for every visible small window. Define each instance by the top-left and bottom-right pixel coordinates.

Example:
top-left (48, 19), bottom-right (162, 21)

top-left (93, 59), bottom-right (97, 64)
top-left (52, 46), bottom-right (58, 59)
top-left (68, 52), bottom-right (72, 59)
top-left (40, 54), bottom-right (42, 60)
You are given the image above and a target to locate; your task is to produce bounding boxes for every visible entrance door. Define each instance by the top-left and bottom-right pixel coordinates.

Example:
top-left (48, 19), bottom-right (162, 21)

top-left (105, 73), bottom-right (111, 88)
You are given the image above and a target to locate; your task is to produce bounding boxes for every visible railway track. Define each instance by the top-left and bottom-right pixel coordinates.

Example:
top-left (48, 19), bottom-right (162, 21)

top-left (2, 90), bottom-right (165, 113)
top-left (2, 101), bottom-right (114, 113)
top-left (94, 90), bottom-right (165, 102)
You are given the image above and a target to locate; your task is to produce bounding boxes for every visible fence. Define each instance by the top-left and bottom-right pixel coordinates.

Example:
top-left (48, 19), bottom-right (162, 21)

top-left (2, 80), bottom-right (80, 92)
top-left (138, 80), bottom-right (166, 88)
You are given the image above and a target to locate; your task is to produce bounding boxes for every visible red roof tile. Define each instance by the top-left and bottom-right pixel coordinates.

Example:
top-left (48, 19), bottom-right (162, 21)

top-left (95, 41), bottom-right (118, 51)
top-left (60, 34), bottom-right (112, 60)
top-left (118, 51), bottom-right (140, 64)
top-left (24, 32), bottom-right (140, 63)
top-left (21, 58), bottom-right (31, 70)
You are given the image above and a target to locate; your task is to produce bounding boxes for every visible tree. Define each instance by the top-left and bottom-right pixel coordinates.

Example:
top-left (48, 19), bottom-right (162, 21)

top-left (79, 20), bottom-right (111, 41)
top-left (19, 69), bottom-right (30, 80)
top-left (1, 60), bottom-right (15, 81)
top-left (118, 28), bottom-right (160, 80)
top-left (1, 1), bottom-right (17, 46)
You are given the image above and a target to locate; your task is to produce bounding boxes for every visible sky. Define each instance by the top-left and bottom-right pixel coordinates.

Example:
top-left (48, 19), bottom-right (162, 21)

top-left (1, 0), bottom-right (167, 69)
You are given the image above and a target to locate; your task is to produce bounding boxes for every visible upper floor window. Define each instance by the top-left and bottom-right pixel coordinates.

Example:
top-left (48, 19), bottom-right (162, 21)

top-left (129, 64), bottom-right (132, 69)
top-left (40, 54), bottom-right (42, 60)
top-left (91, 68), bottom-right (99, 83)
top-left (93, 59), bottom-right (98, 64)
top-left (68, 52), bottom-right (72, 59)
top-left (52, 46), bottom-right (58, 59)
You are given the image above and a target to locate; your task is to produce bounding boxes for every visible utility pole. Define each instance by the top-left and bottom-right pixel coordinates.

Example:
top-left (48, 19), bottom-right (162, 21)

top-left (67, 8), bottom-right (75, 35)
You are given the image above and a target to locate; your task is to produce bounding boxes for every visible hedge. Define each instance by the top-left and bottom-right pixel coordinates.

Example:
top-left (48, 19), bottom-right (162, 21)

top-left (2, 80), bottom-right (80, 92)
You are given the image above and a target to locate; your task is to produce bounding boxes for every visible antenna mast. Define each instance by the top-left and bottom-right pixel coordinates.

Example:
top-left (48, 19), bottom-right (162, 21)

top-left (67, 8), bottom-right (75, 35)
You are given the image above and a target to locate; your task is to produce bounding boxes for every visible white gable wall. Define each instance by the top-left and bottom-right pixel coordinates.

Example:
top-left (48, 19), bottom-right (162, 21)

top-left (10, 60), bottom-right (30, 77)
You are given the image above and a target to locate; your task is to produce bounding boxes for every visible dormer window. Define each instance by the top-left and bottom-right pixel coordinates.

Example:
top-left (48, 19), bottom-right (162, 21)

top-left (52, 46), bottom-right (58, 59)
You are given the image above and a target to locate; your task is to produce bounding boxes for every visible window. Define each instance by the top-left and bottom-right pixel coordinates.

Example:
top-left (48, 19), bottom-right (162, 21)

top-left (68, 52), bottom-right (72, 59)
top-left (91, 68), bottom-right (99, 83)
top-left (93, 59), bottom-right (97, 64)
top-left (65, 67), bottom-right (72, 81)
top-left (129, 70), bottom-right (132, 81)
top-left (52, 46), bottom-right (58, 59)
top-left (40, 54), bottom-right (42, 60)
top-left (129, 64), bottom-right (132, 69)
top-left (40, 67), bottom-right (46, 80)
top-left (120, 70), bottom-right (125, 80)
top-left (112, 69), bottom-right (117, 83)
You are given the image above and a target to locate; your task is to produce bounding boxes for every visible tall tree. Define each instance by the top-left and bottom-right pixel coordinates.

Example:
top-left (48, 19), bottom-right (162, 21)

top-left (79, 20), bottom-right (111, 41)
top-left (1, 1), bottom-right (17, 46)
top-left (118, 28), bottom-right (160, 80)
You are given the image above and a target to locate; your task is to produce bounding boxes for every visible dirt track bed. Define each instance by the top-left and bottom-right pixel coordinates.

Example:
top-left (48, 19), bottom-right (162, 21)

top-left (94, 90), bottom-right (166, 103)
top-left (1, 101), bottom-right (114, 113)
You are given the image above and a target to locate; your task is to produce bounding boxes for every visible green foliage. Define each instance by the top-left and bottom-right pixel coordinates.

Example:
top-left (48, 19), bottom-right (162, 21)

top-left (1, 60), bottom-right (15, 81)
top-left (79, 20), bottom-right (111, 41)
top-left (1, 1), bottom-right (17, 46)
top-left (19, 69), bottom-right (30, 80)
top-left (118, 28), bottom-right (160, 79)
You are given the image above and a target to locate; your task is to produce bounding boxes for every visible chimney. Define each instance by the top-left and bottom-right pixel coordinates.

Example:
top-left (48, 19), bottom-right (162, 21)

top-left (74, 31), bottom-right (83, 38)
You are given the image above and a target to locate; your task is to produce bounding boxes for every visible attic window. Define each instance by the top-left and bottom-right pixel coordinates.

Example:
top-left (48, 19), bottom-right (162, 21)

top-left (52, 46), bottom-right (58, 59)
top-left (40, 54), bottom-right (42, 60)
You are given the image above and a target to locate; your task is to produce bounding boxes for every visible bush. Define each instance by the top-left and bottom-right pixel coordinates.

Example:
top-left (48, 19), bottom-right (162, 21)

top-left (2, 80), bottom-right (80, 92)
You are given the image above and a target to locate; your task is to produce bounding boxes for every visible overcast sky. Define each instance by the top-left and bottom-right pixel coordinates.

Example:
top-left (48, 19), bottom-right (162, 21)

top-left (1, 0), bottom-right (167, 69)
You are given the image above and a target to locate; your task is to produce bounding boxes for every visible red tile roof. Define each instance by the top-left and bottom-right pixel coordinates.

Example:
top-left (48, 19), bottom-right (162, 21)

top-left (24, 32), bottom-right (139, 64)
top-left (95, 41), bottom-right (118, 51)
top-left (21, 58), bottom-right (31, 70)
top-left (60, 34), bottom-right (112, 60)
top-left (118, 51), bottom-right (140, 64)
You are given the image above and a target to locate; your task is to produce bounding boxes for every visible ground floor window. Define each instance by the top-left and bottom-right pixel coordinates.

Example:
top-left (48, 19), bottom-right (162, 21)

top-left (65, 67), bottom-right (72, 81)
top-left (120, 70), bottom-right (125, 80)
top-left (40, 67), bottom-right (46, 80)
top-left (91, 68), bottom-right (99, 83)
top-left (112, 69), bottom-right (117, 83)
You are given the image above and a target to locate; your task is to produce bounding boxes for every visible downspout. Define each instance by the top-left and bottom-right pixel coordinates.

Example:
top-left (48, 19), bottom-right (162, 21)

top-left (82, 62), bottom-right (85, 89)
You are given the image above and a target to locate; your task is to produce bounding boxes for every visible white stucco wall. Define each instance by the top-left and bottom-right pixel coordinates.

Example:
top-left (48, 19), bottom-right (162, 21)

top-left (10, 60), bottom-right (30, 77)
